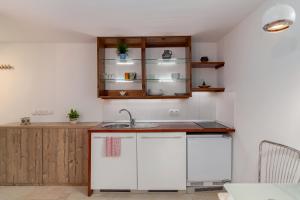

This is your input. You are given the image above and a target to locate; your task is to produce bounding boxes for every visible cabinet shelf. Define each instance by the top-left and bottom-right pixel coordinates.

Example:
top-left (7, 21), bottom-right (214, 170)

top-left (192, 87), bottom-right (225, 92)
top-left (147, 78), bottom-right (189, 82)
top-left (103, 79), bottom-right (142, 83)
top-left (103, 78), bottom-right (189, 83)
top-left (191, 61), bottom-right (224, 69)
top-left (102, 58), bottom-right (188, 65)
top-left (100, 95), bottom-right (190, 99)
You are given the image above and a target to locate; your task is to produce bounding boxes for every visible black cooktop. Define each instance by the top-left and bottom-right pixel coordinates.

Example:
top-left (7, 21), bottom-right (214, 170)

top-left (195, 121), bottom-right (228, 129)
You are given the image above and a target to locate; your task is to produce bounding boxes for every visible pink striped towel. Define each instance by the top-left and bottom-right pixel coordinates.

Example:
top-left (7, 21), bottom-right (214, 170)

top-left (105, 137), bottom-right (121, 157)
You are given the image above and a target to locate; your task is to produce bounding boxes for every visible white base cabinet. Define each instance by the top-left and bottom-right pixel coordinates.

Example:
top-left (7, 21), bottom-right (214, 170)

top-left (137, 132), bottom-right (186, 190)
top-left (91, 132), bottom-right (186, 191)
top-left (91, 133), bottom-right (137, 190)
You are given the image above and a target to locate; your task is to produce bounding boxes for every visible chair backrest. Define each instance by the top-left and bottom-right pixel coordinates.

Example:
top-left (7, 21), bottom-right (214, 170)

top-left (259, 140), bottom-right (300, 183)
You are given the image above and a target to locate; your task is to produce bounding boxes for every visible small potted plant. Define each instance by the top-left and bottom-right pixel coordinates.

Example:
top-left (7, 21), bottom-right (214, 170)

top-left (67, 109), bottom-right (80, 124)
top-left (117, 42), bottom-right (128, 60)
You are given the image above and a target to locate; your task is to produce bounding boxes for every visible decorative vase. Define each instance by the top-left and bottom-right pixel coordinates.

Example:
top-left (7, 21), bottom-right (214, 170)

top-left (70, 118), bottom-right (78, 124)
top-left (200, 56), bottom-right (209, 62)
top-left (119, 53), bottom-right (127, 60)
top-left (162, 50), bottom-right (172, 59)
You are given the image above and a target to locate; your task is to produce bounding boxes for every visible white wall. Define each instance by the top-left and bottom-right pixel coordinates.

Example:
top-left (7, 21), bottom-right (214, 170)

top-left (0, 43), bottom-right (102, 123)
top-left (0, 42), bottom-right (219, 124)
top-left (218, 0), bottom-right (300, 182)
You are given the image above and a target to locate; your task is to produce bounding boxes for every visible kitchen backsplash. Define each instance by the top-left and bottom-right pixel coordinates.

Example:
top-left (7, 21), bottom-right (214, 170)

top-left (102, 93), bottom-right (217, 122)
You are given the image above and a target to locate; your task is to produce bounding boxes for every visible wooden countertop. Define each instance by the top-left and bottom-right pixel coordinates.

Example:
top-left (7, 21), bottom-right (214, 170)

top-left (0, 122), bottom-right (100, 128)
top-left (0, 122), bottom-right (235, 133)
top-left (89, 122), bottom-right (235, 133)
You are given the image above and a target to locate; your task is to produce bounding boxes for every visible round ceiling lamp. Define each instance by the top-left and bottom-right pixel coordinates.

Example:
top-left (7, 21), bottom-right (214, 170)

top-left (262, 4), bottom-right (296, 32)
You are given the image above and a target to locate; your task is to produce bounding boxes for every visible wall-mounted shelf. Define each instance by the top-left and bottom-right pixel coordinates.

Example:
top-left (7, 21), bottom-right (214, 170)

top-left (191, 61), bottom-right (224, 69)
top-left (192, 87), bottom-right (225, 92)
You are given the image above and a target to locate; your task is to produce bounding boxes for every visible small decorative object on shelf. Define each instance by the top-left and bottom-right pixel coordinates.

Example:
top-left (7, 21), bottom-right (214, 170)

top-left (124, 72), bottom-right (130, 80)
top-left (120, 91), bottom-right (127, 96)
top-left (200, 56), bottom-right (209, 62)
top-left (162, 50), bottom-right (172, 59)
top-left (124, 72), bottom-right (137, 80)
top-left (0, 64), bottom-right (14, 70)
top-left (129, 72), bottom-right (137, 80)
top-left (199, 81), bottom-right (211, 88)
top-left (117, 42), bottom-right (128, 60)
top-left (171, 73), bottom-right (181, 79)
top-left (20, 117), bottom-right (31, 125)
top-left (103, 73), bottom-right (114, 79)
top-left (67, 109), bottom-right (80, 124)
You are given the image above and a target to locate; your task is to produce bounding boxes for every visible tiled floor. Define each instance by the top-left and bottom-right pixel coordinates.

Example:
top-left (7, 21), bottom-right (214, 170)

top-left (0, 186), bottom-right (220, 200)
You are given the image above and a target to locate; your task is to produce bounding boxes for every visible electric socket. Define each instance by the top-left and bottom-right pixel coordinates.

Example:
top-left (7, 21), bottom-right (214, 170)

top-left (169, 109), bottom-right (180, 115)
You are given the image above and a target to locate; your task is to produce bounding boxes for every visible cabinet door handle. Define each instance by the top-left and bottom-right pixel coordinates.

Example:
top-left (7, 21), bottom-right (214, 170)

top-left (140, 136), bottom-right (183, 139)
top-left (93, 136), bottom-right (135, 139)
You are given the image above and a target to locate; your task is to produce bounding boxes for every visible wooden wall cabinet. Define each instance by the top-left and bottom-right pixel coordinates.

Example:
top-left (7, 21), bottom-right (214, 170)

top-left (97, 36), bottom-right (192, 99)
top-left (0, 127), bottom-right (89, 186)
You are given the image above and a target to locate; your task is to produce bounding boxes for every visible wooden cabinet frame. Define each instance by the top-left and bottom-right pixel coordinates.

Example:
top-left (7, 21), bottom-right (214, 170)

top-left (97, 36), bottom-right (192, 99)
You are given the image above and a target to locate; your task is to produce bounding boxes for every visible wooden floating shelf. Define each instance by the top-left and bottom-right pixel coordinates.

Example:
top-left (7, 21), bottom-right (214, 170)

top-left (191, 61), bottom-right (225, 69)
top-left (192, 87), bottom-right (225, 92)
top-left (100, 95), bottom-right (190, 99)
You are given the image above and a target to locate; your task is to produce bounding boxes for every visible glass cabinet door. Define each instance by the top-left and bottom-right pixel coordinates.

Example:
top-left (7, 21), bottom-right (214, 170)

top-left (103, 48), bottom-right (143, 91)
top-left (145, 47), bottom-right (190, 96)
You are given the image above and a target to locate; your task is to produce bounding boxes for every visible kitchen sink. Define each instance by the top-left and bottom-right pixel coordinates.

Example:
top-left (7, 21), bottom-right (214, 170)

top-left (102, 122), bottom-right (159, 129)
top-left (102, 123), bottom-right (130, 128)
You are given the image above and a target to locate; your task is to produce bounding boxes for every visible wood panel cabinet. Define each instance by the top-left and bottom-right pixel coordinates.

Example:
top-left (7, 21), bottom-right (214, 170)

top-left (0, 127), bottom-right (89, 186)
top-left (0, 128), bottom-right (43, 185)
top-left (42, 128), bottom-right (88, 185)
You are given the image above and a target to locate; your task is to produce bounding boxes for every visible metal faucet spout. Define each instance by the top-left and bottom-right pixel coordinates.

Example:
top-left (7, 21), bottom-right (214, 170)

top-left (119, 109), bottom-right (135, 127)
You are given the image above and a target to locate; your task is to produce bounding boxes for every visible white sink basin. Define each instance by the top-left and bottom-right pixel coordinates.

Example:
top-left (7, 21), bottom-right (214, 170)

top-left (102, 122), bottom-right (159, 129)
top-left (102, 123), bottom-right (130, 128)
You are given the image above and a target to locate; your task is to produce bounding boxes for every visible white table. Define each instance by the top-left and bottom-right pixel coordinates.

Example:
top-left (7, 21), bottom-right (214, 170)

top-left (224, 183), bottom-right (300, 200)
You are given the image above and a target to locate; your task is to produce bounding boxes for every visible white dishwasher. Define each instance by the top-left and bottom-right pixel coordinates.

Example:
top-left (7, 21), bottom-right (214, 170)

top-left (187, 134), bottom-right (232, 187)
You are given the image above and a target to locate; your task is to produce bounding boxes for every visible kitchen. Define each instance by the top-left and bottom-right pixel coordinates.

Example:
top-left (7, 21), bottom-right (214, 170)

top-left (0, 0), bottom-right (300, 200)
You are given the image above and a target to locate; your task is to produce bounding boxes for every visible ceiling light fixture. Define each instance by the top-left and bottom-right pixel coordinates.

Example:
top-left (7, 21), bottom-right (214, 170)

top-left (262, 4), bottom-right (296, 32)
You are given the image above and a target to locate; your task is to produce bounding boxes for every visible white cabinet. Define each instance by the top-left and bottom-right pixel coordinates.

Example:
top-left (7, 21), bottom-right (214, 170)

top-left (137, 132), bottom-right (186, 190)
top-left (91, 133), bottom-right (137, 190)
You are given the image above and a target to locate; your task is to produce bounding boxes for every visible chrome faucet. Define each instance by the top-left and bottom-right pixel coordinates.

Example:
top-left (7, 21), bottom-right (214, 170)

top-left (119, 109), bottom-right (135, 127)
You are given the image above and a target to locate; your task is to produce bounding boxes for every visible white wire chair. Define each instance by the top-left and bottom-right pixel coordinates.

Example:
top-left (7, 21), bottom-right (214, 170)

top-left (259, 140), bottom-right (300, 183)
top-left (218, 140), bottom-right (300, 200)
